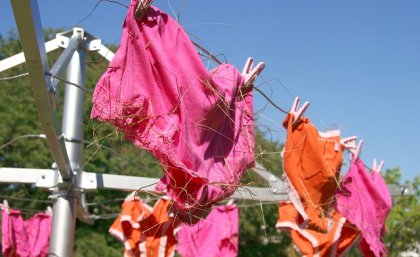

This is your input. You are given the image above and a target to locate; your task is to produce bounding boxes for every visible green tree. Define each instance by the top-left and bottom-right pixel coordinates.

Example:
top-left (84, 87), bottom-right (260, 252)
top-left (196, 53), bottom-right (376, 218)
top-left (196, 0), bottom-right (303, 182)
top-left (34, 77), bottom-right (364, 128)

top-left (384, 168), bottom-right (420, 256)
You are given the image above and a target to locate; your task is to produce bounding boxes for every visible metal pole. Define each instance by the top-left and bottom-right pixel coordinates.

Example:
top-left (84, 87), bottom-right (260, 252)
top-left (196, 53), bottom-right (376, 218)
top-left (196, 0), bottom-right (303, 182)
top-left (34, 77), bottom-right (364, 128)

top-left (49, 28), bottom-right (86, 257)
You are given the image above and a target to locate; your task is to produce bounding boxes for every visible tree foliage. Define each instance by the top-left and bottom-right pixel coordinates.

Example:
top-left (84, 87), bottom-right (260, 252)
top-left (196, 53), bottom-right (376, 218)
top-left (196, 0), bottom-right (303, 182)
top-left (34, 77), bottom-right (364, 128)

top-left (384, 168), bottom-right (420, 256)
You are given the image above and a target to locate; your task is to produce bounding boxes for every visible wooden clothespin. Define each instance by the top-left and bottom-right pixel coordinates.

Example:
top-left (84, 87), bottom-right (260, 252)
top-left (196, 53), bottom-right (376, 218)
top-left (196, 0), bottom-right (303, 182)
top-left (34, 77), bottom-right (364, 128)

top-left (372, 159), bottom-right (384, 173)
top-left (241, 57), bottom-right (265, 87)
top-left (290, 96), bottom-right (309, 126)
top-left (349, 139), bottom-right (364, 161)
top-left (134, 0), bottom-right (154, 20)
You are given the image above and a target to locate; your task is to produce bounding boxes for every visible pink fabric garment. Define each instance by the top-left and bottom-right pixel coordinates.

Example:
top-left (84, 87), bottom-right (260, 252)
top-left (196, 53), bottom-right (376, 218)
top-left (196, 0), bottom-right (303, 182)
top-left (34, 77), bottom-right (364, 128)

top-left (2, 209), bottom-right (29, 257)
top-left (25, 213), bottom-right (52, 257)
top-left (358, 169), bottom-right (392, 257)
top-left (176, 204), bottom-right (239, 257)
top-left (1, 208), bottom-right (52, 257)
top-left (91, 0), bottom-right (254, 223)
top-left (335, 158), bottom-right (391, 257)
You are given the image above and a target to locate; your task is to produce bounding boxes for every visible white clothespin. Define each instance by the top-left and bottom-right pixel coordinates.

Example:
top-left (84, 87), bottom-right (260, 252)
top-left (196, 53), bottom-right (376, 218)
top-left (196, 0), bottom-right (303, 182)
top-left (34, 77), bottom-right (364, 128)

top-left (46, 206), bottom-right (53, 215)
top-left (350, 139), bottom-right (364, 161)
top-left (3, 199), bottom-right (9, 209)
top-left (125, 191), bottom-right (138, 201)
top-left (290, 97), bottom-right (309, 126)
top-left (372, 159), bottom-right (384, 173)
top-left (226, 199), bottom-right (235, 206)
top-left (341, 136), bottom-right (357, 150)
top-left (1, 199), bottom-right (10, 214)
top-left (241, 57), bottom-right (265, 87)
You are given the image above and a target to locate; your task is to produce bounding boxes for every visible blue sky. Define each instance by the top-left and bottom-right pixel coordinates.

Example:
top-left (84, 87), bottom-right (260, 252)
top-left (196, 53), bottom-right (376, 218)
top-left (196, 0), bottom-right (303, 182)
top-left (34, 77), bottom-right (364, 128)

top-left (1, 0), bottom-right (419, 182)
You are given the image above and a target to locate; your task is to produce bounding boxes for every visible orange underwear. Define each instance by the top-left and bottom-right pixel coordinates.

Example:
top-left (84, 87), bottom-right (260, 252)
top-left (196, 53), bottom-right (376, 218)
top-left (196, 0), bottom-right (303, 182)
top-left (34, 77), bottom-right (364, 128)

top-left (282, 114), bottom-right (344, 232)
top-left (276, 201), bottom-right (359, 257)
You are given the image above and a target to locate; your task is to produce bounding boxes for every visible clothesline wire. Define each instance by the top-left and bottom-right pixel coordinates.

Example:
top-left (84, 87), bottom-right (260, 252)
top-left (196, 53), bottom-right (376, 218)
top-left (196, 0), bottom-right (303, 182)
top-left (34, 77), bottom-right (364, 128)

top-left (191, 41), bottom-right (222, 65)
top-left (77, 0), bottom-right (101, 25)
top-left (11, 207), bottom-right (48, 214)
top-left (0, 195), bottom-right (52, 204)
top-left (88, 198), bottom-right (279, 221)
top-left (0, 134), bottom-right (377, 185)
top-left (83, 132), bottom-right (168, 174)
top-left (0, 72), bottom-right (29, 81)
top-left (0, 131), bottom-right (180, 177)
top-left (0, 134), bottom-right (46, 150)
top-left (78, 0), bottom-right (223, 66)
top-left (77, 0), bottom-right (129, 26)
top-left (258, 77), bottom-right (296, 100)
top-left (45, 72), bottom-right (94, 94)
top-left (10, 68), bottom-right (292, 133)
top-left (253, 86), bottom-right (288, 114)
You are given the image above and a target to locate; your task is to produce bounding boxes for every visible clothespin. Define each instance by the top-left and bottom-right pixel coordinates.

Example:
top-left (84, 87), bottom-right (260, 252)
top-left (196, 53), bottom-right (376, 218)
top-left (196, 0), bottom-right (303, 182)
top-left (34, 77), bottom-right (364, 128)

top-left (134, 0), bottom-right (154, 20)
top-left (290, 97), bottom-right (309, 126)
top-left (226, 199), bottom-right (235, 206)
top-left (125, 191), bottom-right (138, 201)
top-left (372, 159), bottom-right (384, 173)
top-left (46, 206), bottom-right (53, 215)
top-left (341, 136), bottom-right (357, 150)
top-left (1, 199), bottom-right (10, 214)
top-left (350, 139), bottom-right (364, 161)
top-left (241, 57), bottom-right (265, 88)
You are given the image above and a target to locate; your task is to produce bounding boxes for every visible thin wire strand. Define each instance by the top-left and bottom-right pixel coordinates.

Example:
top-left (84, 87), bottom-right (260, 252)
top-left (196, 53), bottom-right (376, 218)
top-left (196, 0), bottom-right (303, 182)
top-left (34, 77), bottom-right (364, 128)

top-left (0, 72), bottom-right (29, 81)
top-left (0, 195), bottom-right (52, 204)
top-left (0, 134), bottom-right (46, 150)
top-left (253, 86), bottom-right (288, 114)
top-left (192, 41), bottom-right (222, 65)
top-left (45, 72), bottom-right (93, 94)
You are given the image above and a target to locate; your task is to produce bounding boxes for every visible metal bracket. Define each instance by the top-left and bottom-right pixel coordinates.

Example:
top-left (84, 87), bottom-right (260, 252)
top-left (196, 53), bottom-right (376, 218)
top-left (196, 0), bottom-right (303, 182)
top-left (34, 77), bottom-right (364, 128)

top-left (252, 163), bottom-right (286, 195)
top-left (35, 165), bottom-right (63, 188)
top-left (0, 167), bottom-right (62, 188)
top-left (56, 28), bottom-right (102, 52)
top-left (388, 183), bottom-right (414, 196)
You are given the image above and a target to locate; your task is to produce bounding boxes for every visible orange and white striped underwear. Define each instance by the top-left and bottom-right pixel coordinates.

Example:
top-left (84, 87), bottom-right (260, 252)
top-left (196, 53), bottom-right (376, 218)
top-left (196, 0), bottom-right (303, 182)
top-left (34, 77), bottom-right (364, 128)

top-left (276, 201), bottom-right (360, 257)
top-left (109, 195), bottom-right (181, 257)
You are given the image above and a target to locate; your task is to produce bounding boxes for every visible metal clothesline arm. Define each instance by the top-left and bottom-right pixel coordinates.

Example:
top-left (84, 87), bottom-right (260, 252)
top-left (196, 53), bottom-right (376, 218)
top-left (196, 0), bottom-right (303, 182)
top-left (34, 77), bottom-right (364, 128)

top-left (49, 32), bottom-right (82, 91)
top-left (253, 163), bottom-right (286, 194)
top-left (10, 0), bottom-right (72, 180)
top-left (98, 44), bottom-right (115, 62)
top-left (0, 167), bottom-right (414, 199)
top-left (0, 39), bottom-right (60, 73)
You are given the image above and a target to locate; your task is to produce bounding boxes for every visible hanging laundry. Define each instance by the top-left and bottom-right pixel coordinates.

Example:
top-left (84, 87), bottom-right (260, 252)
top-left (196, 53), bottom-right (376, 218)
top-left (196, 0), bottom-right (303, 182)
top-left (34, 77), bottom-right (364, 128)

top-left (276, 201), bottom-right (359, 257)
top-left (91, 0), bottom-right (254, 223)
top-left (109, 194), bottom-right (152, 257)
top-left (358, 169), bottom-right (392, 257)
top-left (335, 158), bottom-right (392, 257)
top-left (282, 114), bottom-right (344, 232)
top-left (177, 204), bottom-right (239, 257)
top-left (1, 207), bottom-right (52, 257)
top-left (109, 194), bottom-right (182, 257)
top-left (24, 212), bottom-right (52, 257)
